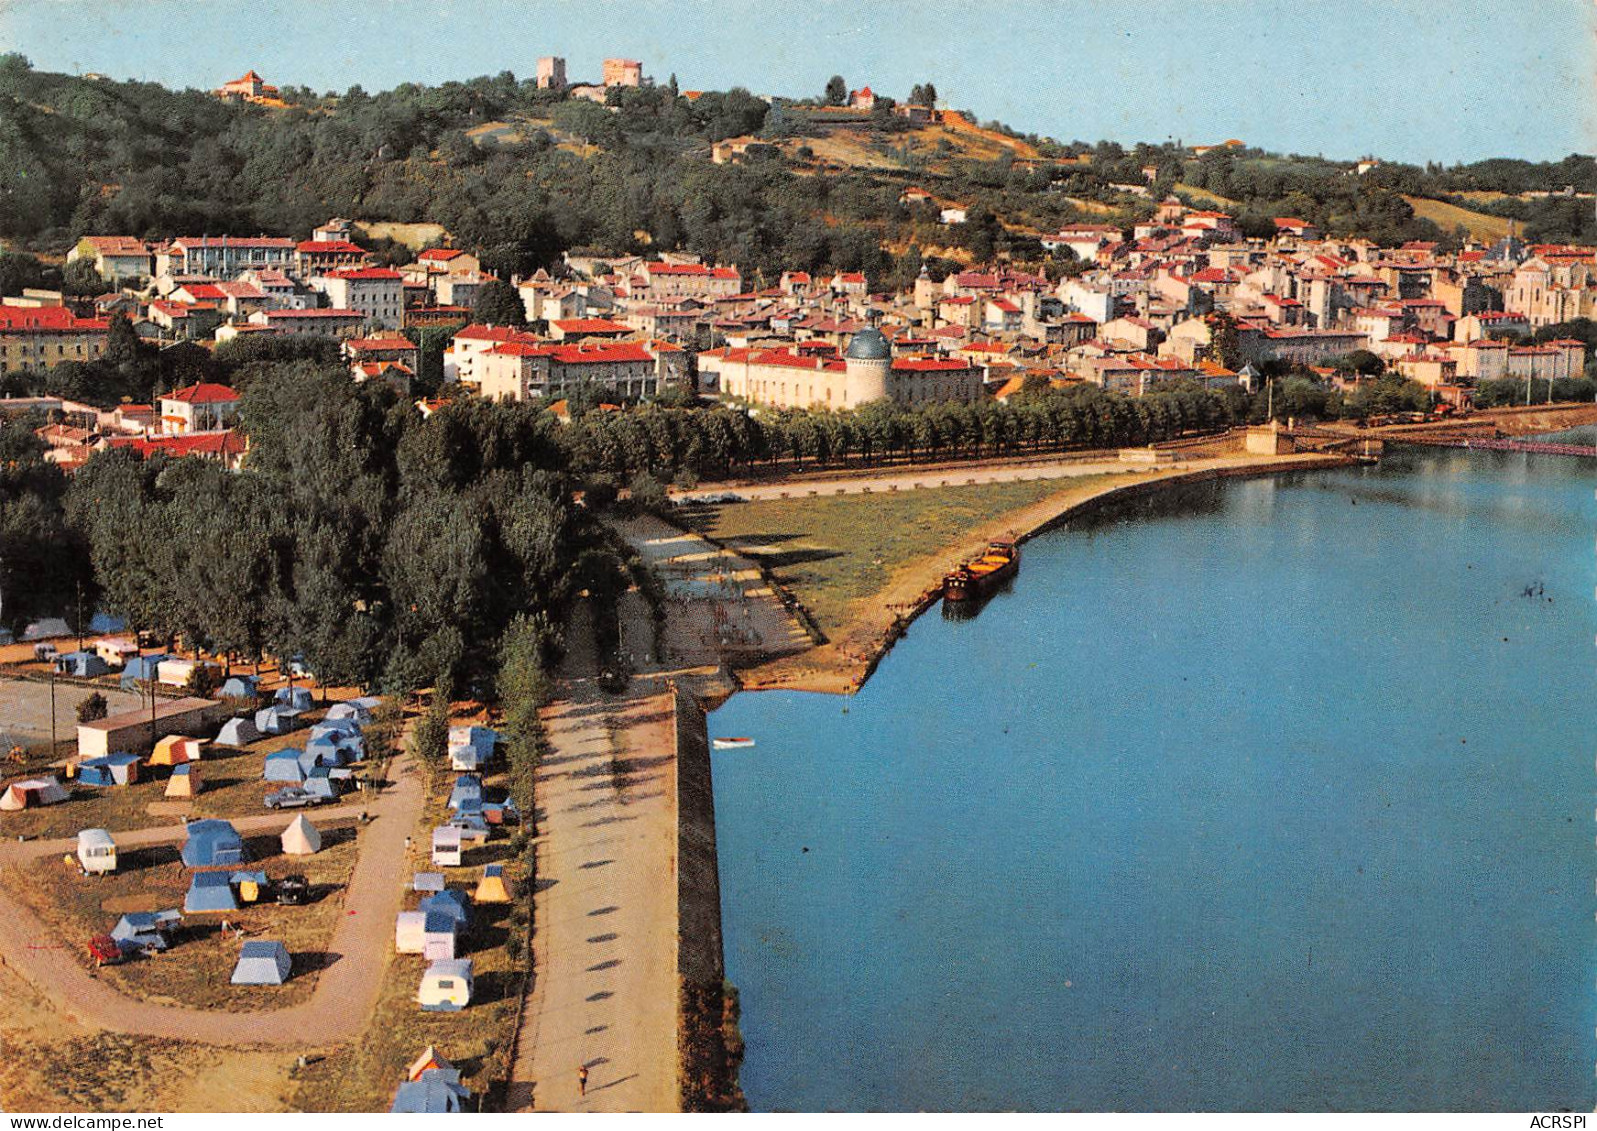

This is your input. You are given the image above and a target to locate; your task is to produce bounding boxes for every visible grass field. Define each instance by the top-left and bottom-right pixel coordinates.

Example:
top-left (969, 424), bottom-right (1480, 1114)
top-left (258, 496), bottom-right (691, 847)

top-left (1403, 195), bottom-right (1513, 242)
top-left (353, 221), bottom-right (449, 250)
top-left (679, 477), bottom-right (1117, 636)
top-left (4, 826), bottom-right (364, 1010)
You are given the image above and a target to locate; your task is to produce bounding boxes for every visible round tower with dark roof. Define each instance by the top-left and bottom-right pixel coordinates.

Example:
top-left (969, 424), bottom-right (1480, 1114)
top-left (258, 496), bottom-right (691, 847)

top-left (843, 327), bottom-right (891, 406)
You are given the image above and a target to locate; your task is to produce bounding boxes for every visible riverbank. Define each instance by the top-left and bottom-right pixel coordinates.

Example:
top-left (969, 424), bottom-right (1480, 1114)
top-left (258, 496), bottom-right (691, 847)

top-left (732, 450), bottom-right (1354, 695)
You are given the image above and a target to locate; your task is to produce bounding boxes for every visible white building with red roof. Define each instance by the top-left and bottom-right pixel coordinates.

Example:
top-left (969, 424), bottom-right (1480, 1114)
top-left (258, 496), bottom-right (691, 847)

top-left (159, 383), bottom-right (240, 434)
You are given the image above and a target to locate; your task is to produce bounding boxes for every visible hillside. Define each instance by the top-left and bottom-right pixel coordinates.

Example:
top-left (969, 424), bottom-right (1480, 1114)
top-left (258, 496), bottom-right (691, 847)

top-left (0, 52), bottom-right (1591, 286)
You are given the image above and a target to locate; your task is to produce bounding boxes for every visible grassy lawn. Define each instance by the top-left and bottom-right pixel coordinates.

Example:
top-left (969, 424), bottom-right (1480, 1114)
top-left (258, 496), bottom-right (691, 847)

top-left (678, 477), bottom-right (1115, 636)
top-left (1403, 195), bottom-right (1513, 242)
top-left (290, 749), bottom-right (531, 1112)
top-left (3, 825), bottom-right (364, 1010)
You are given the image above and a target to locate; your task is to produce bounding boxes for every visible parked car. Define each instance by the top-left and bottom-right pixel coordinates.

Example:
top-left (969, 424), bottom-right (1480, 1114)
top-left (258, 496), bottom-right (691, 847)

top-left (275, 875), bottom-right (311, 905)
top-left (87, 934), bottom-right (125, 967)
top-left (264, 786), bottom-right (330, 810)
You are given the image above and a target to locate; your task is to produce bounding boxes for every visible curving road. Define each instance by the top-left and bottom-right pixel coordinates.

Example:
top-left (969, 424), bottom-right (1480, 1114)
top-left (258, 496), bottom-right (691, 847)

top-left (0, 755), bottom-right (422, 1045)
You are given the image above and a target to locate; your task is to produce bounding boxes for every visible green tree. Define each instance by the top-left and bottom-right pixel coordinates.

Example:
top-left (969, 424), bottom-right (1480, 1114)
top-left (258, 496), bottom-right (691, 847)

top-left (75, 692), bottom-right (108, 723)
top-left (472, 276), bottom-right (526, 326)
top-left (824, 75), bottom-right (847, 106)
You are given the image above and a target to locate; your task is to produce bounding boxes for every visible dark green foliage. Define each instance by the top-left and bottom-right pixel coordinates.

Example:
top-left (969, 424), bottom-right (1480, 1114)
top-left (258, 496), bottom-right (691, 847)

top-left (0, 420), bottom-right (96, 639)
top-left (75, 692), bottom-right (108, 723)
top-left (471, 276), bottom-right (525, 326)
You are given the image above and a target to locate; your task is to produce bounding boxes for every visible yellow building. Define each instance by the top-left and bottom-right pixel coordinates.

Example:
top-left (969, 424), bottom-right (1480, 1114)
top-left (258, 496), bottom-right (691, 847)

top-left (0, 306), bottom-right (109, 376)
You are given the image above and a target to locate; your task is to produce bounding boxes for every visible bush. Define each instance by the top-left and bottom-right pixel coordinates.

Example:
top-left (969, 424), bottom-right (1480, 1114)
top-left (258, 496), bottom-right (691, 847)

top-left (185, 663), bottom-right (221, 698)
top-left (75, 692), bottom-right (107, 723)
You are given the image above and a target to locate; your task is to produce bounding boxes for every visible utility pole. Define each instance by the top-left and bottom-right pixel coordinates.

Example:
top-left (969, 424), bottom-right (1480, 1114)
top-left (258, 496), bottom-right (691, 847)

top-left (49, 667), bottom-right (57, 759)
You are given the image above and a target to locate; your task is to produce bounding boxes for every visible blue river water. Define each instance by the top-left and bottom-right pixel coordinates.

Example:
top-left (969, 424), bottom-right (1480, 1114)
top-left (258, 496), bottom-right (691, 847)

top-left (709, 436), bottom-right (1596, 1111)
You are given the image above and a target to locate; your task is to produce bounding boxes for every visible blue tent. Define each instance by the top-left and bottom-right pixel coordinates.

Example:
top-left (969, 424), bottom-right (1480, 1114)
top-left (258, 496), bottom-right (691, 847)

top-left (310, 719), bottom-right (360, 739)
top-left (303, 777), bottom-right (340, 802)
top-left (56, 651), bottom-right (110, 678)
top-left (275, 686), bottom-right (313, 712)
top-left (120, 654), bottom-right (168, 689)
top-left (111, 909), bottom-right (182, 953)
top-left (88, 611), bottom-right (127, 634)
top-left (220, 675), bottom-right (258, 698)
top-left (184, 871), bottom-right (238, 913)
top-left (231, 939), bottom-right (291, 985)
top-left (263, 749), bottom-right (307, 783)
top-left (390, 1070), bottom-right (469, 1113)
top-left (325, 701), bottom-right (373, 726)
top-left (255, 706), bottom-right (303, 736)
top-left (419, 889), bottom-right (471, 929)
top-left (447, 775), bottom-right (483, 812)
top-left (76, 751), bottom-right (141, 787)
top-left (181, 819), bottom-right (247, 868)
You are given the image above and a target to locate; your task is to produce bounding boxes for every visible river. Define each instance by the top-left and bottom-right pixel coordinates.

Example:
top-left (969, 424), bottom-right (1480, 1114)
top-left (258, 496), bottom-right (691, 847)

top-left (709, 437), bottom-right (1596, 1111)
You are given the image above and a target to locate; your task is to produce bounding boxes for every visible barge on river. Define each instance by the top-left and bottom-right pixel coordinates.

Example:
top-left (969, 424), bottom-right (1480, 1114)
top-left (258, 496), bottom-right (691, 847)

top-left (942, 539), bottom-right (1020, 604)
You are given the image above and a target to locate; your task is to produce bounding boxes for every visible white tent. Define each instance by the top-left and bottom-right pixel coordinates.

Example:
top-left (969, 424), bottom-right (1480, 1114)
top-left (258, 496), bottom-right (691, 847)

top-left (395, 910), bottom-right (428, 954)
top-left (0, 777), bottom-right (69, 810)
top-left (216, 717), bottom-right (261, 747)
top-left (279, 813), bottom-right (322, 856)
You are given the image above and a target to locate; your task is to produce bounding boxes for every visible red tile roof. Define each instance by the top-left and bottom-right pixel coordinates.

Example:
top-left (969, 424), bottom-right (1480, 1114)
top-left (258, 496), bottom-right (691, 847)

top-left (162, 382), bottom-right (239, 404)
top-left (322, 267), bottom-right (403, 281)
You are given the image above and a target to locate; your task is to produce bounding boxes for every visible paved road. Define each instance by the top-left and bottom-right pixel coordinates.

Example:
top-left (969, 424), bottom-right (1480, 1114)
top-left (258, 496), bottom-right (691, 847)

top-left (0, 754), bottom-right (423, 1045)
top-left (504, 681), bottom-right (681, 1113)
top-left (680, 452), bottom-right (1188, 503)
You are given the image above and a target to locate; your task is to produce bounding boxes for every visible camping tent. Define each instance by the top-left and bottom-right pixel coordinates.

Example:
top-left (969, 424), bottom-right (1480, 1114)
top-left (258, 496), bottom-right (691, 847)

top-left (407, 1047), bottom-right (456, 1083)
top-left (390, 1070), bottom-right (469, 1113)
top-left (232, 870), bottom-right (268, 904)
top-left (395, 910), bottom-right (428, 954)
top-left (303, 777), bottom-right (339, 803)
top-left (447, 775), bottom-right (483, 812)
top-left (263, 749), bottom-right (307, 783)
top-left (76, 828), bottom-right (117, 874)
top-left (473, 864), bottom-right (511, 904)
top-left (111, 910), bottom-right (181, 953)
top-left (216, 717), bottom-right (261, 747)
top-left (255, 706), bottom-right (303, 736)
top-left (325, 701), bottom-right (373, 726)
top-left (280, 814), bottom-right (322, 856)
top-left (420, 889), bottom-right (471, 930)
top-left (417, 959), bottom-right (473, 1011)
top-left (75, 752), bottom-right (141, 787)
top-left (430, 827), bottom-right (462, 867)
top-left (184, 870), bottom-right (239, 913)
top-left (231, 940), bottom-right (291, 985)
top-left (181, 819), bottom-right (247, 868)
top-left (0, 777), bottom-right (69, 810)
top-left (310, 719), bottom-right (360, 739)
top-left (119, 654), bottom-right (168, 689)
top-left (275, 686), bottom-right (313, 712)
top-left (219, 675), bottom-right (258, 699)
top-left (150, 735), bottom-right (202, 766)
top-left (422, 911), bottom-right (458, 961)
top-left (165, 764), bottom-right (199, 798)
top-left (56, 651), bottom-right (110, 678)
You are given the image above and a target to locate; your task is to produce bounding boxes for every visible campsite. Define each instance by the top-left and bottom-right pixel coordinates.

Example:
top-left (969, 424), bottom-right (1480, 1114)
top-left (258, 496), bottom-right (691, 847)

top-left (1, 817), bottom-right (365, 1011)
top-left (0, 631), bottom-right (530, 1111)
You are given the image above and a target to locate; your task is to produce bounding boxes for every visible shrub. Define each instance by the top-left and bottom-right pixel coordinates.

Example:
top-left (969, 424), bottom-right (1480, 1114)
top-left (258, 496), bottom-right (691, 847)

top-left (75, 691), bottom-right (107, 723)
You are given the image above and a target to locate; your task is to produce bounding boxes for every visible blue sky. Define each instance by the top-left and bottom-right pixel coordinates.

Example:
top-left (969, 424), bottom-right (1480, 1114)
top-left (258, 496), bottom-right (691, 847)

top-left (1, 0), bottom-right (1593, 165)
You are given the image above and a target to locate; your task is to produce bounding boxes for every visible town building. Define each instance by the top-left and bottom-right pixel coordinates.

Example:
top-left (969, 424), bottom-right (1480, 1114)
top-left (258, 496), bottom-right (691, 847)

top-left (0, 306), bottom-right (109, 375)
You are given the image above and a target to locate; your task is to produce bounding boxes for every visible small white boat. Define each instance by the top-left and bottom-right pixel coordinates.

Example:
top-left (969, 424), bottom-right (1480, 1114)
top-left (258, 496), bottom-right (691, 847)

top-left (712, 737), bottom-right (757, 750)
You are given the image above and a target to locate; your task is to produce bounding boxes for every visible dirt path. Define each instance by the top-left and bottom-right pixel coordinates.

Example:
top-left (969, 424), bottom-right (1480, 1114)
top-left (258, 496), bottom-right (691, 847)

top-left (0, 754), bottom-right (423, 1045)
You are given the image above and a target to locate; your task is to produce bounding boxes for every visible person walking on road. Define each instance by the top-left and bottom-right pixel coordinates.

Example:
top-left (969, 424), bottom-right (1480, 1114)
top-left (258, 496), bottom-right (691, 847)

top-left (577, 1064), bottom-right (589, 1097)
